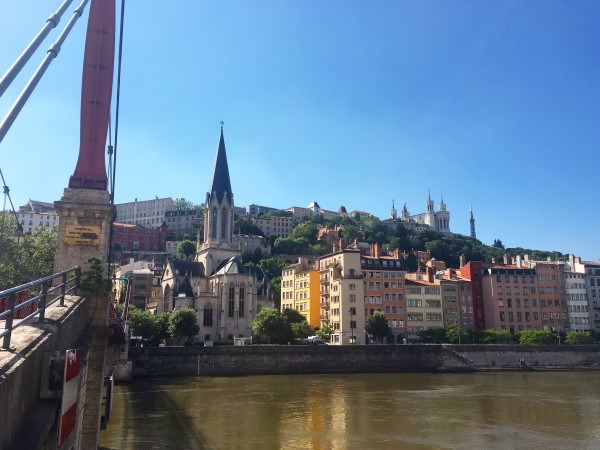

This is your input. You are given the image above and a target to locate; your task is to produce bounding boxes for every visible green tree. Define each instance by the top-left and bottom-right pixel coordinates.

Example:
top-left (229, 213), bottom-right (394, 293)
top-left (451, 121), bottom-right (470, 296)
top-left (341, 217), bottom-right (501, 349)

top-left (0, 214), bottom-right (58, 288)
top-left (79, 257), bottom-right (112, 294)
top-left (258, 257), bottom-right (288, 280)
top-left (365, 312), bottom-right (392, 343)
top-left (316, 323), bottom-right (334, 341)
top-left (282, 307), bottom-right (306, 324)
top-left (418, 327), bottom-right (446, 344)
top-left (177, 240), bottom-right (197, 260)
top-left (444, 325), bottom-right (469, 344)
top-left (519, 330), bottom-right (557, 345)
top-left (129, 309), bottom-right (162, 346)
top-left (291, 321), bottom-right (314, 340)
top-left (481, 329), bottom-right (516, 344)
top-left (174, 198), bottom-right (195, 210)
top-left (265, 210), bottom-right (292, 218)
top-left (565, 331), bottom-right (594, 345)
top-left (251, 308), bottom-right (291, 344)
top-left (234, 216), bottom-right (264, 236)
top-left (168, 308), bottom-right (199, 344)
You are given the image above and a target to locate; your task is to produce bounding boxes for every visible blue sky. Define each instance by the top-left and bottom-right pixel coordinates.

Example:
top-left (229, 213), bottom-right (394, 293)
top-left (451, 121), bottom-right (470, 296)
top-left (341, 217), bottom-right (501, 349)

top-left (1, 1), bottom-right (599, 260)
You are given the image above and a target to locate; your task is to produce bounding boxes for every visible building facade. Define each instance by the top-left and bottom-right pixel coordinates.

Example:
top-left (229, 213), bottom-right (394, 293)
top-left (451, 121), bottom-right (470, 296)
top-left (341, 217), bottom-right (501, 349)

top-left (164, 209), bottom-right (202, 240)
top-left (398, 193), bottom-right (451, 234)
top-left (112, 222), bottom-right (168, 253)
top-left (281, 258), bottom-right (321, 327)
top-left (252, 215), bottom-right (293, 237)
top-left (115, 197), bottom-right (174, 227)
top-left (318, 249), bottom-right (366, 345)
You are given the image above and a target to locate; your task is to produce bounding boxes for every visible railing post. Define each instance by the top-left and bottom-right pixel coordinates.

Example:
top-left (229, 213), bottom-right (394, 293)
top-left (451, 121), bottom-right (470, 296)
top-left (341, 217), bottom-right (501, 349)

top-left (38, 282), bottom-right (49, 323)
top-left (60, 272), bottom-right (67, 306)
top-left (2, 293), bottom-right (17, 350)
top-left (74, 267), bottom-right (81, 295)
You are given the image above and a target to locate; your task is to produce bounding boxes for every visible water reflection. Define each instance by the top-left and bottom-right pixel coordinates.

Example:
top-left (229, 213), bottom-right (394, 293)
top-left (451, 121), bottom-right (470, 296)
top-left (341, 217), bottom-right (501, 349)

top-left (100, 372), bottom-right (600, 450)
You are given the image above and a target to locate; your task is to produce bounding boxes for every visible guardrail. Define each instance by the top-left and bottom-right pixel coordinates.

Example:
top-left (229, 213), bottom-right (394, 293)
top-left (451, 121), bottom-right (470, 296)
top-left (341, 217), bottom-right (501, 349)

top-left (0, 266), bottom-right (81, 350)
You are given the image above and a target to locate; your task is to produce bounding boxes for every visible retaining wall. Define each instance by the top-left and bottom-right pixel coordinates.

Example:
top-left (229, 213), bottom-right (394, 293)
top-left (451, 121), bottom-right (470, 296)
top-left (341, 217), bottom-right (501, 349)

top-left (129, 344), bottom-right (600, 378)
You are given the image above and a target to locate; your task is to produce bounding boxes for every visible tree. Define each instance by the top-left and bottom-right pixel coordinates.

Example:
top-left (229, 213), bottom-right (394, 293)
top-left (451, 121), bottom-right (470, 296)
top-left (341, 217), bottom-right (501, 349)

top-left (316, 323), bottom-right (334, 341)
top-left (258, 258), bottom-right (288, 280)
top-left (251, 308), bottom-right (291, 344)
top-left (282, 307), bottom-right (306, 324)
top-left (234, 216), bottom-right (264, 236)
top-left (365, 312), bottom-right (392, 343)
top-left (177, 240), bottom-right (197, 260)
top-left (481, 329), bottom-right (516, 344)
top-left (291, 321), bottom-right (314, 340)
top-left (129, 309), bottom-right (162, 346)
top-left (168, 308), bottom-right (199, 344)
top-left (565, 331), bottom-right (594, 345)
top-left (418, 328), bottom-right (446, 344)
top-left (0, 214), bottom-right (58, 288)
top-left (493, 239), bottom-right (505, 249)
top-left (519, 330), bottom-right (557, 345)
top-left (174, 198), bottom-right (196, 210)
top-left (444, 325), bottom-right (469, 344)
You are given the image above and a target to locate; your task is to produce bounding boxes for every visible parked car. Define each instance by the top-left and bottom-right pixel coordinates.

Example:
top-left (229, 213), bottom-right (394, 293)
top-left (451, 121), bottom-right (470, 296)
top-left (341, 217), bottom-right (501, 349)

top-left (302, 336), bottom-right (327, 345)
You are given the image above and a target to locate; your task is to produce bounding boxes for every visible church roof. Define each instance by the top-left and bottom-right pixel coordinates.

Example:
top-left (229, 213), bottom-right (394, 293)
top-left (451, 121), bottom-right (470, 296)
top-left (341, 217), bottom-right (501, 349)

top-left (175, 274), bottom-right (194, 297)
top-left (171, 260), bottom-right (204, 278)
top-left (212, 256), bottom-right (267, 281)
top-left (208, 128), bottom-right (233, 203)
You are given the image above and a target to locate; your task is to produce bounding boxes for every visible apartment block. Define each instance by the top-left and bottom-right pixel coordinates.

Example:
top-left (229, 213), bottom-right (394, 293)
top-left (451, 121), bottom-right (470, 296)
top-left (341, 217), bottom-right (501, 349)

top-left (568, 255), bottom-right (600, 332)
top-left (404, 279), bottom-right (444, 339)
top-left (115, 197), bottom-right (174, 227)
top-left (318, 249), bottom-right (366, 345)
top-left (564, 269), bottom-right (590, 331)
top-left (360, 243), bottom-right (406, 343)
top-left (252, 215), bottom-right (293, 237)
top-left (281, 258), bottom-right (321, 327)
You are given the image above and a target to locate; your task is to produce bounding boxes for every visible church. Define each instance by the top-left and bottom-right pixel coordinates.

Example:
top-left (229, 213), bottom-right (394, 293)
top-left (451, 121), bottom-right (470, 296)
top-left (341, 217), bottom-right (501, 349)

top-left (390, 193), bottom-right (452, 235)
top-left (159, 127), bottom-right (273, 343)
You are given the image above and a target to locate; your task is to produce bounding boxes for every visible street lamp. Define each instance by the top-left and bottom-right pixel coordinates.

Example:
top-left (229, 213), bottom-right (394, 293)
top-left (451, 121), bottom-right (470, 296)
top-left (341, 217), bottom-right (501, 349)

top-left (349, 307), bottom-right (354, 344)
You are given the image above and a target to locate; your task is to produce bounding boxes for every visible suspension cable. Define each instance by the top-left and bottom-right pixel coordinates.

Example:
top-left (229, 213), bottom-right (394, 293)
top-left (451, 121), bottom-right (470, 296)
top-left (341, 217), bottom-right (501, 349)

top-left (107, 0), bottom-right (126, 279)
top-left (0, 0), bottom-right (74, 97)
top-left (0, 0), bottom-right (90, 146)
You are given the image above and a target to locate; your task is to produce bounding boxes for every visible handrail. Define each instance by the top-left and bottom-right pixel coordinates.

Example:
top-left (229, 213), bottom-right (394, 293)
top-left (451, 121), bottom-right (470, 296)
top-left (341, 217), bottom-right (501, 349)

top-left (0, 266), bottom-right (81, 350)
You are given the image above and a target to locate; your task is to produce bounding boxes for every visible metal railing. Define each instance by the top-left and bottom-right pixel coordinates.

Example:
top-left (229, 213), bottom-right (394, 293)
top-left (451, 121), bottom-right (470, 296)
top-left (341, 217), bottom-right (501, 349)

top-left (0, 266), bottom-right (81, 350)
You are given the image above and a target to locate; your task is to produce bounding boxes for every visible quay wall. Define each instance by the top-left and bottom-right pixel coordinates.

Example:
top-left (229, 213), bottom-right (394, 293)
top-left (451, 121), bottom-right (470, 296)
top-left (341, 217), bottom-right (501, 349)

top-left (128, 344), bottom-right (600, 378)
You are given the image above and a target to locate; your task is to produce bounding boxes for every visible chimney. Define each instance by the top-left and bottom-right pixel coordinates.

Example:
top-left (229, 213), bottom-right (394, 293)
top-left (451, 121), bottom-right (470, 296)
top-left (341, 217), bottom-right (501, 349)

top-left (516, 255), bottom-right (522, 267)
top-left (374, 243), bottom-right (381, 259)
top-left (426, 266), bottom-right (434, 283)
top-left (491, 257), bottom-right (496, 264)
top-left (547, 256), bottom-right (552, 262)
top-left (459, 254), bottom-right (466, 268)
top-left (339, 239), bottom-right (347, 251)
top-left (503, 254), bottom-right (509, 265)
top-left (524, 254), bottom-right (529, 262)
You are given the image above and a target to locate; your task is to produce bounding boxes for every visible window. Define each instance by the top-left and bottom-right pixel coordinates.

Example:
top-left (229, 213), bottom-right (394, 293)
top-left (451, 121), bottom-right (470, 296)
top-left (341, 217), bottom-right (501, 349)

top-left (239, 286), bottom-right (245, 318)
top-left (203, 306), bottom-right (213, 326)
top-left (228, 286), bottom-right (235, 317)
top-left (211, 208), bottom-right (218, 239)
top-left (349, 284), bottom-right (356, 290)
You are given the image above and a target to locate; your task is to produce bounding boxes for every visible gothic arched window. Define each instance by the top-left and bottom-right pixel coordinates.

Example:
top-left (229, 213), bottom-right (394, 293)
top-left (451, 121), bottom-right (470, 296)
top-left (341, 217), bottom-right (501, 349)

top-left (203, 304), bottom-right (213, 327)
top-left (228, 284), bottom-right (235, 317)
top-left (211, 207), bottom-right (218, 239)
top-left (239, 284), bottom-right (245, 318)
top-left (221, 208), bottom-right (228, 241)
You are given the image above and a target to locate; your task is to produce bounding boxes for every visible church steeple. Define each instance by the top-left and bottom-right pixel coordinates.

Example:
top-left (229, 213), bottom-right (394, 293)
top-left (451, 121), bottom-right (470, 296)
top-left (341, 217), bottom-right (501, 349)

top-left (208, 124), bottom-right (233, 204)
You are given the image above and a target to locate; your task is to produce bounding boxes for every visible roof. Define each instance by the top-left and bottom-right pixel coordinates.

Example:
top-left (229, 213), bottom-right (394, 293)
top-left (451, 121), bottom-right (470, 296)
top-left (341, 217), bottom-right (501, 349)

top-left (171, 260), bottom-right (204, 278)
top-left (175, 274), bottom-right (194, 297)
top-left (208, 129), bottom-right (233, 203)
top-left (212, 256), bottom-right (266, 281)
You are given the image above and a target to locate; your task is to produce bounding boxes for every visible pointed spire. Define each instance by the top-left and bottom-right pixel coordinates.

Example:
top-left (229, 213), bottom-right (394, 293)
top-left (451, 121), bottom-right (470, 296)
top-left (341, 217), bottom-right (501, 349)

top-left (208, 125), bottom-right (233, 203)
top-left (470, 206), bottom-right (476, 239)
top-left (440, 193), bottom-right (444, 204)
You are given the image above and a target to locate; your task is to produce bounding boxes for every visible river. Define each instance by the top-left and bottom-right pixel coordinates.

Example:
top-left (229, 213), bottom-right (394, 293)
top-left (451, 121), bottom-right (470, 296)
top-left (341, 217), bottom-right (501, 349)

top-left (100, 371), bottom-right (600, 450)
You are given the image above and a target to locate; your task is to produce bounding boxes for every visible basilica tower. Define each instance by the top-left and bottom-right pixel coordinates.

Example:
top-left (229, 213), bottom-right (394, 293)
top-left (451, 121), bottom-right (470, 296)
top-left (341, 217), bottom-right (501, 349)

top-left (196, 126), bottom-right (238, 274)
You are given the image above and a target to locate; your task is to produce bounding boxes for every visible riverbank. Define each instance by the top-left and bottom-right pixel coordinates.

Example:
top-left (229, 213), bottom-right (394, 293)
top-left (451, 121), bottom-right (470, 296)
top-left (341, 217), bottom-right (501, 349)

top-left (126, 344), bottom-right (600, 378)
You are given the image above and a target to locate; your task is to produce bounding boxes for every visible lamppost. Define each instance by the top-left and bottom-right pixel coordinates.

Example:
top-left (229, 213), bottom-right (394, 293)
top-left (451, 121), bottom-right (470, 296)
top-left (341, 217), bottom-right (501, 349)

top-left (349, 307), bottom-right (354, 344)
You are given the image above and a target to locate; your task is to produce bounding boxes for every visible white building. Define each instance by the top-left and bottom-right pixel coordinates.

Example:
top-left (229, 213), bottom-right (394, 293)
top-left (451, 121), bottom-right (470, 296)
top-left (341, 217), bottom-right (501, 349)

top-left (397, 193), bottom-right (451, 234)
top-left (564, 269), bottom-right (590, 332)
top-left (17, 200), bottom-right (59, 233)
top-left (115, 197), bottom-right (174, 227)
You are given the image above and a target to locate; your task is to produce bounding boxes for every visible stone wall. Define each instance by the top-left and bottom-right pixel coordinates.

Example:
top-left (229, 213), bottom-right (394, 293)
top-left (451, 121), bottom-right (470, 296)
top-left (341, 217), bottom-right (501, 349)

top-left (129, 344), bottom-right (600, 378)
top-left (130, 345), bottom-right (449, 377)
top-left (0, 295), bottom-right (89, 450)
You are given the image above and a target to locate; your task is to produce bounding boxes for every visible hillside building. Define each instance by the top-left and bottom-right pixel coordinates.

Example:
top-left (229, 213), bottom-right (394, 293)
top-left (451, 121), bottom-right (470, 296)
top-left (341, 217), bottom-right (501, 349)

top-left (281, 258), bottom-right (321, 327)
top-left (115, 197), bottom-right (174, 227)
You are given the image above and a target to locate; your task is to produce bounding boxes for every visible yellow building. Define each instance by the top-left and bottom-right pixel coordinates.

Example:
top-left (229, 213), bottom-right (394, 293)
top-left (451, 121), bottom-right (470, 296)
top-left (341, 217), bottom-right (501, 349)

top-left (281, 258), bottom-right (321, 327)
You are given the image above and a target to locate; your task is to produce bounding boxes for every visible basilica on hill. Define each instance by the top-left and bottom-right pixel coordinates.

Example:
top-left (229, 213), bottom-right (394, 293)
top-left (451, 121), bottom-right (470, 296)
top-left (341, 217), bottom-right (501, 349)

top-left (159, 127), bottom-right (273, 343)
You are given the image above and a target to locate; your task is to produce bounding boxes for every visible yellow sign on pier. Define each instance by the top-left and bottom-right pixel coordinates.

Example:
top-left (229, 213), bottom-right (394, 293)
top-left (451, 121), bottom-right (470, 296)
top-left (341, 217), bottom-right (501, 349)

top-left (64, 225), bottom-right (101, 246)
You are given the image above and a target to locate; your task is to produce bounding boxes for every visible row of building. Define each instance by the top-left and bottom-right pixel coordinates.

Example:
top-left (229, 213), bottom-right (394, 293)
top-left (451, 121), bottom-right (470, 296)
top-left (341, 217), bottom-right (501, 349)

top-left (281, 247), bottom-right (600, 345)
